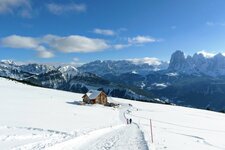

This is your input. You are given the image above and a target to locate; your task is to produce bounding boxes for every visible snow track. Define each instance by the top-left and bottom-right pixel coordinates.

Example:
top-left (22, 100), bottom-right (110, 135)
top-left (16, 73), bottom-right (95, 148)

top-left (83, 124), bottom-right (148, 150)
top-left (47, 124), bottom-right (148, 150)
top-left (47, 103), bottom-right (149, 150)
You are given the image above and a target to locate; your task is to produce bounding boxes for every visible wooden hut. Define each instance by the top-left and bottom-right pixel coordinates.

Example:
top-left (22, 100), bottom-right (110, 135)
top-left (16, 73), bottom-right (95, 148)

top-left (82, 90), bottom-right (108, 105)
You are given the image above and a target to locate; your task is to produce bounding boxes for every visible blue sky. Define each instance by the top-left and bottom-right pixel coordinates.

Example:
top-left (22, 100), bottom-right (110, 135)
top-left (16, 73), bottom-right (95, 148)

top-left (1, 0), bottom-right (225, 64)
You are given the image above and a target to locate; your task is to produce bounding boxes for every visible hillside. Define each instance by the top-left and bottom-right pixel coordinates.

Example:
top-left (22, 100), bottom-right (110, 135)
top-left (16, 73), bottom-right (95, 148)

top-left (0, 77), bottom-right (225, 150)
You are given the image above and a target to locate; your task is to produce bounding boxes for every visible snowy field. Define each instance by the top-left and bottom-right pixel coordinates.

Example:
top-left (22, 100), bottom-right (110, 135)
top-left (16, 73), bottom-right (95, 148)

top-left (1, 77), bottom-right (225, 150)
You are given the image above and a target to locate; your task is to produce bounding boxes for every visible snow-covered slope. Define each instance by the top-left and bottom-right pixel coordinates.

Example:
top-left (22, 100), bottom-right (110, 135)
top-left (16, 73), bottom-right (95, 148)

top-left (0, 78), bottom-right (121, 149)
top-left (114, 98), bottom-right (225, 150)
top-left (0, 77), bottom-right (225, 150)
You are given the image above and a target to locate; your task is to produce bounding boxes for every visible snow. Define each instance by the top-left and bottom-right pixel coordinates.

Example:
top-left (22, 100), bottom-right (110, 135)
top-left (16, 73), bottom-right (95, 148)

top-left (166, 72), bottom-right (178, 76)
top-left (0, 78), bottom-right (121, 149)
top-left (113, 98), bottom-right (225, 150)
top-left (151, 83), bottom-right (168, 88)
top-left (1, 77), bottom-right (225, 150)
top-left (140, 82), bottom-right (146, 89)
top-left (169, 50), bottom-right (225, 77)
top-left (58, 65), bottom-right (78, 79)
top-left (46, 125), bottom-right (126, 150)
top-left (0, 60), bottom-right (17, 65)
top-left (131, 70), bottom-right (138, 74)
top-left (79, 124), bottom-right (148, 150)
top-left (86, 90), bottom-right (102, 99)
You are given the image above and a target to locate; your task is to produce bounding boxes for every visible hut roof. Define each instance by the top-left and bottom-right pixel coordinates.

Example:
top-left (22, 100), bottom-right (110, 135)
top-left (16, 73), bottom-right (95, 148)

top-left (86, 90), bottom-right (102, 99)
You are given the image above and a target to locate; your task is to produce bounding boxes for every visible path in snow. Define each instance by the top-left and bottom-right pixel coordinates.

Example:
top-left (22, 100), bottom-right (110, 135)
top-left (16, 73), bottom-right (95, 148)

top-left (49, 124), bottom-right (149, 150)
top-left (47, 104), bottom-right (149, 150)
top-left (82, 124), bottom-right (148, 150)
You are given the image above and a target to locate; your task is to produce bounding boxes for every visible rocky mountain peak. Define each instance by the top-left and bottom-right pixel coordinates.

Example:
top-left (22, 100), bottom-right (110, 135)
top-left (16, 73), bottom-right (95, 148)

top-left (168, 50), bottom-right (186, 71)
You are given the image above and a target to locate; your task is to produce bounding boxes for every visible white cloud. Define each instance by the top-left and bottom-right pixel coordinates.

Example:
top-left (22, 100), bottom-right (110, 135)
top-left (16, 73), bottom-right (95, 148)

top-left (127, 57), bottom-right (162, 65)
top-left (70, 57), bottom-right (84, 67)
top-left (1, 35), bottom-right (38, 48)
top-left (43, 34), bottom-right (109, 53)
top-left (128, 35), bottom-right (157, 44)
top-left (0, 0), bottom-right (32, 18)
top-left (0, 35), bottom-right (54, 58)
top-left (114, 44), bottom-right (131, 49)
top-left (46, 3), bottom-right (86, 15)
top-left (93, 28), bottom-right (116, 36)
top-left (0, 34), bottom-right (162, 58)
top-left (197, 50), bottom-right (216, 58)
top-left (197, 50), bottom-right (225, 58)
top-left (113, 35), bottom-right (159, 50)
top-left (0, 34), bottom-right (110, 58)
top-left (37, 50), bottom-right (54, 58)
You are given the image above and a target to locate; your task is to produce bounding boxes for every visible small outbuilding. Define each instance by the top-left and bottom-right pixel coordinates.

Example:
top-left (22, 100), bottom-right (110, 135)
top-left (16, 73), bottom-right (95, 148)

top-left (82, 90), bottom-right (108, 105)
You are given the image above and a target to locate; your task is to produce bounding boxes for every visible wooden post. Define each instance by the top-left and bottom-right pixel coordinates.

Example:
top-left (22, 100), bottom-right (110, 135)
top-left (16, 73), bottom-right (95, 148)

top-left (150, 119), bottom-right (154, 143)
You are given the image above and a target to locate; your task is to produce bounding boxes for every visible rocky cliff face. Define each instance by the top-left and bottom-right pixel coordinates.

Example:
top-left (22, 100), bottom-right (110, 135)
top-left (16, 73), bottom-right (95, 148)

top-left (168, 50), bottom-right (225, 77)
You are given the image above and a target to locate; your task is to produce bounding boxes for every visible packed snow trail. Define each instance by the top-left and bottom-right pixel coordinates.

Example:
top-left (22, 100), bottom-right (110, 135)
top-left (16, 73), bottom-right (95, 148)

top-left (47, 104), bottom-right (149, 150)
top-left (51, 124), bottom-right (148, 150)
top-left (79, 124), bottom-right (148, 150)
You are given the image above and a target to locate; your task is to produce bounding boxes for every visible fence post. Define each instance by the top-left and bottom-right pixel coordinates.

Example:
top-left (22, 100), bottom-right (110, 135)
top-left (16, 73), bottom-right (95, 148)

top-left (150, 119), bottom-right (154, 143)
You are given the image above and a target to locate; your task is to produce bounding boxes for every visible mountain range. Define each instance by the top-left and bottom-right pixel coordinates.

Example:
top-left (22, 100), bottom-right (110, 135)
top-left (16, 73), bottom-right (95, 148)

top-left (2, 50), bottom-right (225, 112)
top-left (169, 50), bottom-right (225, 77)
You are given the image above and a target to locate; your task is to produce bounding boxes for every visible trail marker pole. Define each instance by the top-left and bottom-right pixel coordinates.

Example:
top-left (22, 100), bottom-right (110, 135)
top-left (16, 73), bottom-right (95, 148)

top-left (150, 119), bottom-right (154, 143)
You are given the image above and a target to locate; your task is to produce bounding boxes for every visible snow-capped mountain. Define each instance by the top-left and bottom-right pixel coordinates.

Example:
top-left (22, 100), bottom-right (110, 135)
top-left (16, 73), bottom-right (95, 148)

top-left (20, 63), bottom-right (56, 75)
top-left (0, 60), bottom-right (30, 79)
top-left (168, 50), bottom-right (225, 77)
top-left (58, 65), bottom-right (79, 80)
top-left (3, 51), bottom-right (225, 112)
top-left (24, 69), bottom-right (150, 101)
top-left (0, 60), bottom-right (56, 79)
top-left (78, 60), bottom-right (168, 76)
top-left (0, 60), bottom-right (150, 102)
